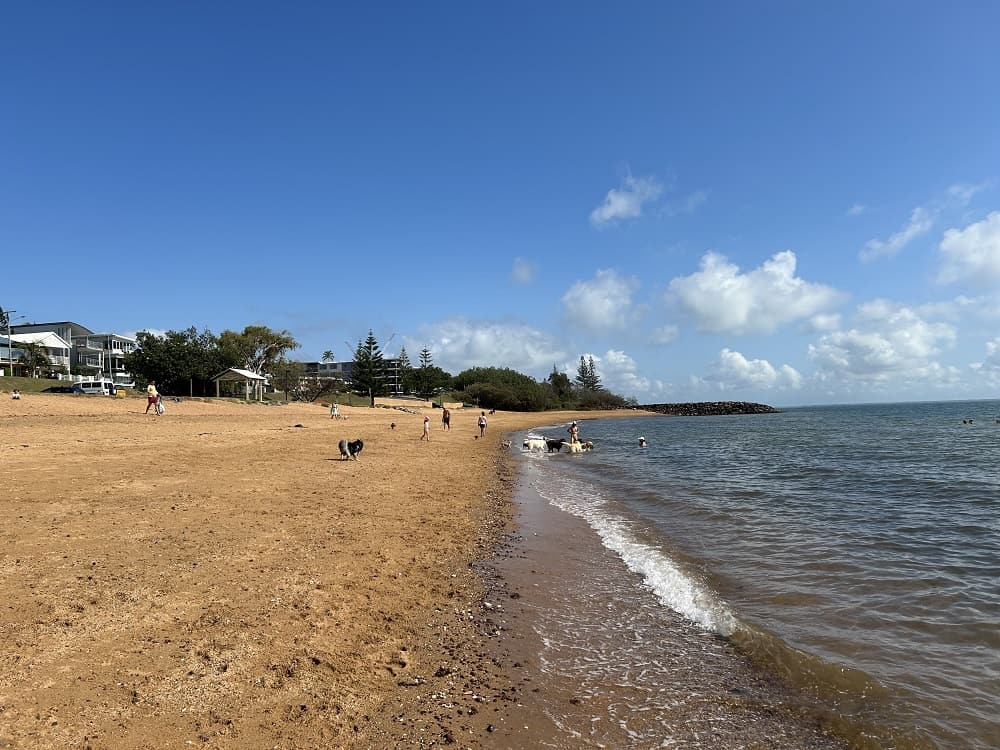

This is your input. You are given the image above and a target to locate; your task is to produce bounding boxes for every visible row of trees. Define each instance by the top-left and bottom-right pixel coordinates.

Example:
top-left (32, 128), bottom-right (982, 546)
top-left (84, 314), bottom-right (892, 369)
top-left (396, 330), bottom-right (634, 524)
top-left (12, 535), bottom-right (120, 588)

top-left (348, 331), bottom-right (452, 406)
top-left (124, 325), bottom-right (634, 411)
top-left (347, 331), bottom-right (632, 411)
top-left (125, 325), bottom-right (304, 397)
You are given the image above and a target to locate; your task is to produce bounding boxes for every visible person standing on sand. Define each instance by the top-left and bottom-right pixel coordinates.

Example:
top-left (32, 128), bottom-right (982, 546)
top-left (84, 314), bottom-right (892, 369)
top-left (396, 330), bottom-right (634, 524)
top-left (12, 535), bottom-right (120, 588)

top-left (442, 407), bottom-right (451, 430)
top-left (421, 415), bottom-right (430, 441)
top-left (478, 411), bottom-right (487, 438)
top-left (145, 381), bottom-right (159, 414)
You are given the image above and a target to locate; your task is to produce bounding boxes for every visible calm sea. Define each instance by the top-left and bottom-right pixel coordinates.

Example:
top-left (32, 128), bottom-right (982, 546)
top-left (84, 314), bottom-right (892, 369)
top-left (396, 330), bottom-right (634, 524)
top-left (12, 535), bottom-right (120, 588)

top-left (517, 400), bottom-right (999, 749)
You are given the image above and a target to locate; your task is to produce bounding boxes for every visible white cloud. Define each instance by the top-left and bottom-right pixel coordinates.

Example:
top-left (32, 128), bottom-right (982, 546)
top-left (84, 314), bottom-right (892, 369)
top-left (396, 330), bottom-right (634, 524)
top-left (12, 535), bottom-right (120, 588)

top-left (590, 175), bottom-right (663, 226)
top-left (708, 348), bottom-right (802, 390)
top-left (650, 324), bottom-right (679, 345)
top-left (664, 190), bottom-right (709, 216)
top-left (808, 313), bottom-right (841, 332)
top-left (847, 203), bottom-right (866, 217)
top-left (971, 337), bottom-right (1000, 385)
top-left (562, 269), bottom-right (640, 332)
top-left (937, 211), bottom-right (1000, 285)
top-left (601, 349), bottom-right (660, 395)
top-left (860, 183), bottom-right (987, 263)
top-left (410, 318), bottom-right (566, 375)
top-left (668, 250), bottom-right (845, 334)
top-left (564, 349), bottom-right (667, 398)
top-left (917, 295), bottom-right (985, 321)
top-left (511, 256), bottom-right (537, 284)
top-left (860, 206), bottom-right (934, 262)
top-left (946, 182), bottom-right (987, 204)
top-left (808, 300), bottom-right (957, 383)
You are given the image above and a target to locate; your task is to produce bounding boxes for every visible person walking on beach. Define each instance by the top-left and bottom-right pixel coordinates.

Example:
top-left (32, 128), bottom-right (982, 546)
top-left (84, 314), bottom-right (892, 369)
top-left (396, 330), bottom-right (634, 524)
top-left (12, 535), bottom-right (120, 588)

top-left (442, 407), bottom-right (451, 430)
top-left (421, 415), bottom-right (431, 441)
top-left (330, 402), bottom-right (339, 419)
top-left (478, 411), bottom-right (487, 438)
top-left (145, 381), bottom-right (159, 414)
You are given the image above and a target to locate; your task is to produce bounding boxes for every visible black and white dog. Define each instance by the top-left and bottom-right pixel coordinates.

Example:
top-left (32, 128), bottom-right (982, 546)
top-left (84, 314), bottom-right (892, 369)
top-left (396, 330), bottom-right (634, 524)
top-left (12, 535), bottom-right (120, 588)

top-left (544, 438), bottom-right (564, 453)
top-left (338, 438), bottom-right (364, 460)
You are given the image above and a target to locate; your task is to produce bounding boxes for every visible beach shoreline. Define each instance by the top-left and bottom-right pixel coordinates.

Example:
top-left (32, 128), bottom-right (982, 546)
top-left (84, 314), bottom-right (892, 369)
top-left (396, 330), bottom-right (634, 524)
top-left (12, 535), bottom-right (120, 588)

top-left (470, 448), bottom-right (851, 750)
top-left (0, 396), bottom-right (852, 748)
top-left (367, 414), bottom-right (849, 750)
top-left (0, 392), bottom-right (634, 749)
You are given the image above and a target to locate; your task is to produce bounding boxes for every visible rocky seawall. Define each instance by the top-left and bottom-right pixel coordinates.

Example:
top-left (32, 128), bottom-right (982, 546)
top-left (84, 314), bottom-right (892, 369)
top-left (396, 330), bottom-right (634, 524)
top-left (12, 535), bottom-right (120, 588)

top-left (639, 401), bottom-right (780, 416)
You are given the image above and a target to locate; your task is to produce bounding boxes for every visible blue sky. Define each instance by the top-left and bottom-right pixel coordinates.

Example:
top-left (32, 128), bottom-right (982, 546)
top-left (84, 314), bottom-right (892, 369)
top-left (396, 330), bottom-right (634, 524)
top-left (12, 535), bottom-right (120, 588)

top-left (3, 2), bottom-right (1000, 406)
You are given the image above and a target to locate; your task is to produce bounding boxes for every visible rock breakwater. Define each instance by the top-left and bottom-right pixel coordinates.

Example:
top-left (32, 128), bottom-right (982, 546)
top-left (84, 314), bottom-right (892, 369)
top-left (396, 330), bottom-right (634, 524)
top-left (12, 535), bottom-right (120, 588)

top-left (639, 401), bottom-right (780, 416)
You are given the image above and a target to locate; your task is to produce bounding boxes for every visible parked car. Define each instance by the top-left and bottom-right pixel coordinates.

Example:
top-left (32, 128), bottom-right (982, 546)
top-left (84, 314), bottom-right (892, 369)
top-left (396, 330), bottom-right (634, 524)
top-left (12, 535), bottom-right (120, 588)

top-left (72, 380), bottom-right (117, 396)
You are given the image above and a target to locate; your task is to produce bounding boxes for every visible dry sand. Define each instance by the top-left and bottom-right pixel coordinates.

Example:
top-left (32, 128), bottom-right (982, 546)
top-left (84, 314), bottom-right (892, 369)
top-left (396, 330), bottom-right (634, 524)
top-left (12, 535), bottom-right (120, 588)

top-left (0, 393), bottom-right (620, 749)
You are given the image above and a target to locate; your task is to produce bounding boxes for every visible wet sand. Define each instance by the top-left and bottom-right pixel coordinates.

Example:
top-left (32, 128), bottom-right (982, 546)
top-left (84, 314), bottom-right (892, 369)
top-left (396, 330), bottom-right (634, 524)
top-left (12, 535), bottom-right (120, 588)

top-left (474, 469), bottom-right (850, 749)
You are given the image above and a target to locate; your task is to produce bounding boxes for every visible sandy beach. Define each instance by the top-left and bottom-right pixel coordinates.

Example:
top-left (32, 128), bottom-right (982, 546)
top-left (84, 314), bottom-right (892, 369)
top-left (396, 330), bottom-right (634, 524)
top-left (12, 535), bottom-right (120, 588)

top-left (2, 394), bottom-right (857, 750)
top-left (0, 393), bottom-right (621, 749)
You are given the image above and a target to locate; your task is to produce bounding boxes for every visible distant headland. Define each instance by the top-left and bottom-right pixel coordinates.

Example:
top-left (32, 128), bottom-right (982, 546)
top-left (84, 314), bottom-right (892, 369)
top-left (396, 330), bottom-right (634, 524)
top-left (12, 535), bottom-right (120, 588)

top-left (639, 401), bottom-right (780, 416)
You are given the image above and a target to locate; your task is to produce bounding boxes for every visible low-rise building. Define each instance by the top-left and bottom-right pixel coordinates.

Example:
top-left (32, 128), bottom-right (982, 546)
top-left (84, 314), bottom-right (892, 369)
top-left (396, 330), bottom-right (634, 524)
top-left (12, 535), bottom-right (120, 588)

top-left (304, 360), bottom-right (354, 382)
top-left (71, 332), bottom-right (137, 386)
top-left (301, 358), bottom-right (405, 395)
top-left (10, 321), bottom-right (136, 386)
top-left (0, 331), bottom-right (72, 377)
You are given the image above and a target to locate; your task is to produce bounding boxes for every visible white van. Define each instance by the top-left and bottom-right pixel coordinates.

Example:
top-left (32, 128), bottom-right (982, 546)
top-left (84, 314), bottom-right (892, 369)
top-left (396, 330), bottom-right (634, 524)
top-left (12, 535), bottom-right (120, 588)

top-left (72, 380), bottom-right (117, 396)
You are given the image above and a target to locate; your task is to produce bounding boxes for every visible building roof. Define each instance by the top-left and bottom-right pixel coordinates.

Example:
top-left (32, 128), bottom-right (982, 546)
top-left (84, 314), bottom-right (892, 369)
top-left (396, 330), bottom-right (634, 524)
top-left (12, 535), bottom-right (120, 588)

top-left (74, 332), bottom-right (137, 341)
top-left (3, 331), bottom-right (73, 349)
top-left (211, 367), bottom-right (267, 382)
top-left (12, 321), bottom-right (94, 336)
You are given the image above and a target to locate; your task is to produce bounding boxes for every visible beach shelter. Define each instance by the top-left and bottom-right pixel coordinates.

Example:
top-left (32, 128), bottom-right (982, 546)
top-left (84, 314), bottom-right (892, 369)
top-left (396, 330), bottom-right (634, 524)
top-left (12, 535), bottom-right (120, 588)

top-left (211, 367), bottom-right (267, 401)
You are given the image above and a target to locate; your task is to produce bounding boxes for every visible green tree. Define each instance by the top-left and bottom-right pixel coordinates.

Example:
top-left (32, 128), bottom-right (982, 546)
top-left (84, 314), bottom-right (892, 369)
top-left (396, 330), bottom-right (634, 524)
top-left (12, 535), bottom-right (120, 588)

top-left (351, 330), bottom-right (385, 407)
top-left (452, 366), bottom-right (548, 411)
top-left (415, 365), bottom-right (452, 399)
top-left (321, 349), bottom-right (334, 363)
top-left (398, 345), bottom-right (414, 393)
top-left (272, 359), bottom-right (305, 401)
top-left (576, 388), bottom-right (629, 410)
top-left (218, 325), bottom-right (298, 375)
top-left (419, 347), bottom-right (433, 369)
top-left (411, 346), bottom-right (449, 398)
top-left (575, 355), bottom-right (601, 390)
top-left (410, 347), bottom-right (453, 398)
top-left (398, 346), bottom-right (411, 370)
top-left (547, 366), bottom-right (574, 406)
top-left (588, 356), bottom-right (602, 390)
top-left (125, 327), bottom-right (228, 395)
top-left (18, 341), bottom-right (50, 378)
top-left (296, 374), bottom-right (345, 403)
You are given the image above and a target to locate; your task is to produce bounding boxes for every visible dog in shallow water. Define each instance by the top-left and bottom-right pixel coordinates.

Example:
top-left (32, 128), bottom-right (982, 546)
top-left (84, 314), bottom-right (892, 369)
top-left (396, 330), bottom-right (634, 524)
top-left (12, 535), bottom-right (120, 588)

top-left (338, 438), bottom-right (364, 460)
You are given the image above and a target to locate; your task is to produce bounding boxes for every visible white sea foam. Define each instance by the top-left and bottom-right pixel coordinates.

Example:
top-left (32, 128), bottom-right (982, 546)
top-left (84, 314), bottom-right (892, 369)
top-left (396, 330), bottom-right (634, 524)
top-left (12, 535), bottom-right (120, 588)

top-left (531, 465), bottom-right (738, 636)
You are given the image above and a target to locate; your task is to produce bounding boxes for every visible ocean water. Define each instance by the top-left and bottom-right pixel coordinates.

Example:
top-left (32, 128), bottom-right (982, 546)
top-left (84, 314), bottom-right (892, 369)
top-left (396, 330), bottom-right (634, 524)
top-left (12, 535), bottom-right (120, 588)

top-left (516, 401), bottom-right (1000, 750)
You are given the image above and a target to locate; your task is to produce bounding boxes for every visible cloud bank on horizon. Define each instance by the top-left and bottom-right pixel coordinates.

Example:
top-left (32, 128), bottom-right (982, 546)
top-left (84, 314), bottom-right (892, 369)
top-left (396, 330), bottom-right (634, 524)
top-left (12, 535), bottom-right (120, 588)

top-left (3, 4), bottom-right (999, 406)
top-left (401, 175), bottom-right (1000, 405)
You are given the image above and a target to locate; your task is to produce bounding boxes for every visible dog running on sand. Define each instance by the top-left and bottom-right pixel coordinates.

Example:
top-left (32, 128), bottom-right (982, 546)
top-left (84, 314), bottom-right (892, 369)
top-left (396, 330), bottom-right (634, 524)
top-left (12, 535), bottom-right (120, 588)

top-left (338, 438), bottom-right (364, 460)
